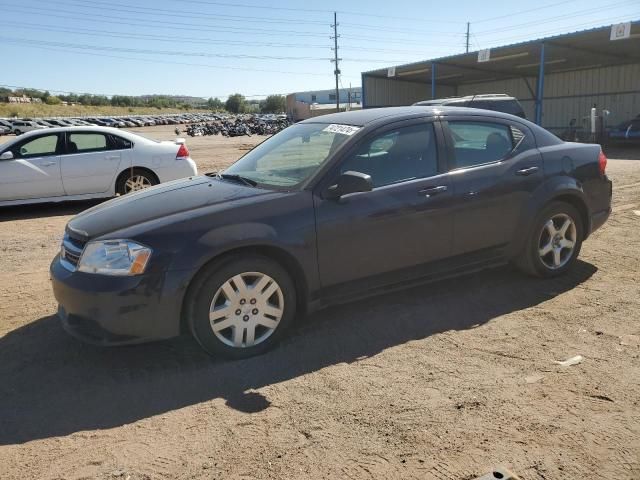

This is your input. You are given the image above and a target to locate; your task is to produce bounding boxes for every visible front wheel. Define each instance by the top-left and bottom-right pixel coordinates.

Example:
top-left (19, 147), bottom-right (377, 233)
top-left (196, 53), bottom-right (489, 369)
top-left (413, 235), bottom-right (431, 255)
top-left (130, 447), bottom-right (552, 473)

top-left (515, 201), bottom-right (584, 277)
top-left (186, 255), bottom-right (297, 359)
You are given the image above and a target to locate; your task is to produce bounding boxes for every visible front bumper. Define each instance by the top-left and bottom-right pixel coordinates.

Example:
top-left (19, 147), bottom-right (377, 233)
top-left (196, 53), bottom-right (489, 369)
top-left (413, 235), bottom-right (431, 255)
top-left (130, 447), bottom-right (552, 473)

top-left (50, 255), bottom-right (194, 346)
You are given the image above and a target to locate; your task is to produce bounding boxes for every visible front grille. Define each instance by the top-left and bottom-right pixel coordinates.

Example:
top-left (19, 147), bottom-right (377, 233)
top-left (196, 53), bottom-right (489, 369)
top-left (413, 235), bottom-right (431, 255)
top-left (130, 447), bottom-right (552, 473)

top-left (60, 233), bottom-right (86, 271)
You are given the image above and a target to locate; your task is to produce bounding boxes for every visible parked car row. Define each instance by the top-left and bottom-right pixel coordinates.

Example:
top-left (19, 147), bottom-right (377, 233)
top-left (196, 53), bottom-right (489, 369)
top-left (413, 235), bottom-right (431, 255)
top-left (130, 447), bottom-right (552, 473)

top-left (0, 113), bottom-right (239, 136)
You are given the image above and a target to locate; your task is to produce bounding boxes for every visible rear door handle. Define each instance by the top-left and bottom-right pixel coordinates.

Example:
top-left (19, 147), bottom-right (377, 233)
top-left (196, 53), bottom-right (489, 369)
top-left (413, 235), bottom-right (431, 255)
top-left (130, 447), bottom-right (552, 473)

top-left (516, 166), bottom-right (539, 176)
top-left (106, 155), bottom-right (120, 161)
top-left (419, 185), bottom-right (447, 197)
top-left (40, 161), bottom-right (56, 167)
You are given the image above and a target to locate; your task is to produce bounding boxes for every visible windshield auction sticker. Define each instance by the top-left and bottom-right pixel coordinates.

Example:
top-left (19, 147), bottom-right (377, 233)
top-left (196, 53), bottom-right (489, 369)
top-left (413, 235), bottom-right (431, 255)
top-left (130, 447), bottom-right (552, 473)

top-left (323, 124), bottom-right (361, 136)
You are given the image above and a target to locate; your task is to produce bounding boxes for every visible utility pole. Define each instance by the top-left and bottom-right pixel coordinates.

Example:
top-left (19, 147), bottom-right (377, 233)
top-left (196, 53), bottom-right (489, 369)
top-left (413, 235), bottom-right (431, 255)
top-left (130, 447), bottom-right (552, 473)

top-left (465, 22), bottom-right (470, 53)
top-left (331, 12), bottom-right (341, 112)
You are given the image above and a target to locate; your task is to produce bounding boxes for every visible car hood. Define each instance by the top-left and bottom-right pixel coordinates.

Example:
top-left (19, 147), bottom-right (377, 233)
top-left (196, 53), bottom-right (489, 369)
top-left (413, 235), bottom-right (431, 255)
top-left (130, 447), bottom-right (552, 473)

top-left (66, 176), bottom-right (280, 240)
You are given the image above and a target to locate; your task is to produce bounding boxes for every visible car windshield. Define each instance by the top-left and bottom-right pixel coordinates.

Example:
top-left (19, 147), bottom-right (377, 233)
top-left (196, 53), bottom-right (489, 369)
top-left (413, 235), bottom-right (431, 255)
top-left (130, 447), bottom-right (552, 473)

top-left (223, 123), bottom-right (357, 188)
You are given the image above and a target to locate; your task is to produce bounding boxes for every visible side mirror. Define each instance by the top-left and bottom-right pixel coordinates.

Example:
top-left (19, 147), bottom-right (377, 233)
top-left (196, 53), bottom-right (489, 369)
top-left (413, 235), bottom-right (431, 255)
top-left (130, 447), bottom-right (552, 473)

top-left (0, 151), bottom-right (13, 161)
top-left (325, 171), bottom-right (373, 199)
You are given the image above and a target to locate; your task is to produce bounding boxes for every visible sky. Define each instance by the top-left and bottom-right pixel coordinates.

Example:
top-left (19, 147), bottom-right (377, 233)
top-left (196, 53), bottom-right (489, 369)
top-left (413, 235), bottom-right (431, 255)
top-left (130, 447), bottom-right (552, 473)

top-left (0, 0), bottom-right (638, 100)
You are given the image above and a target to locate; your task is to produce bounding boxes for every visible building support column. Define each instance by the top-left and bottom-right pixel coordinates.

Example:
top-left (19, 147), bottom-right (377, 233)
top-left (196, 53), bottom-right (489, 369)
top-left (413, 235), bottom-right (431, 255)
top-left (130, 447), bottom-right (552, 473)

top-left (431, 62), bottom-right (437, 99)
top-left (535, 43), bottom-right (545, 126)
top-left (361, 73), bottom-right (366, 109)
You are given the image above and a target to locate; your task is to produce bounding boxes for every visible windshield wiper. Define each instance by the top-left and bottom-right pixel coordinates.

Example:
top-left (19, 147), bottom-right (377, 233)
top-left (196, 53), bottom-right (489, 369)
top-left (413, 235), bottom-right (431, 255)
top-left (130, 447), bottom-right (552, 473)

top-left (217, 173), bottom-right (258, 187)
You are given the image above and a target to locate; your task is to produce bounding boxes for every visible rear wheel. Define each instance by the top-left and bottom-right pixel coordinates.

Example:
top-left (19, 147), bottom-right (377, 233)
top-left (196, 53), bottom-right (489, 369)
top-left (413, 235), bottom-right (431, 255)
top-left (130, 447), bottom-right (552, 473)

top-left (515, 201), bottom-right (583, 277)
top-left (186, 255), bottom-right (296, 359)
top-left (115, 168), bottom-right (158, 195)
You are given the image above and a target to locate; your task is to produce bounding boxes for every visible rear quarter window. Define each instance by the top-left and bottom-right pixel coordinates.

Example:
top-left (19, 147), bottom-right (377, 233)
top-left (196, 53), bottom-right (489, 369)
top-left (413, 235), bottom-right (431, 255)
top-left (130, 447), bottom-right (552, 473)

top-left (110, 135), bottom-right (133, 149)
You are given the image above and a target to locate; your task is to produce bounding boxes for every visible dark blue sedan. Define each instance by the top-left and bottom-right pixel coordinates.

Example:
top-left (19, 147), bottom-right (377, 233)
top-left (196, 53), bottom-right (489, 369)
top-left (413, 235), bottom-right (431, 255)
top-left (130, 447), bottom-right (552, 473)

top-left (51, 107), bottom-right (612, 359)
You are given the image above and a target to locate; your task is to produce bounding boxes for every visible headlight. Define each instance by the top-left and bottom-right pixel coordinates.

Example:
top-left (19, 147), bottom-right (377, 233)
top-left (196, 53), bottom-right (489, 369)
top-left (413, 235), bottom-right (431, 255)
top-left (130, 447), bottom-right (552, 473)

top-left (77, 240), bottom-right (152, 276)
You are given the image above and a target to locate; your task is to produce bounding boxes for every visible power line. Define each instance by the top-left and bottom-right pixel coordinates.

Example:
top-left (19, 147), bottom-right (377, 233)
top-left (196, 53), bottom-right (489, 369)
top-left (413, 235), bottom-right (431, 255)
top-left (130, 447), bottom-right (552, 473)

top-left (2, 4), bottom-right (467, 47)
top-left (1, 22), bottom-right (330, 49)
top-left (476, 14), bottom-right (640, 46)
top-left (474, 0), bottom-right (637, 35)
top-left (474, 0), bottom-right (581, 23)
top-left (1, 5), bottom-right (331, 38)
top-left (178, 0), bottom-right (329, 14)
top-left (176, 0), bottom-right (463, 24)
top-left (0, 35), bottom-right (414, 64)
top-left (1, 22), bottom-right (455, 56)
top-left (22, 0), bottom-right (329, 26)
top-left (340, 22), bottom-right (465, 36)
top-left (6, 43), bottom-right (362, 80)
top-left (0, 36), bottom-right (329, 61)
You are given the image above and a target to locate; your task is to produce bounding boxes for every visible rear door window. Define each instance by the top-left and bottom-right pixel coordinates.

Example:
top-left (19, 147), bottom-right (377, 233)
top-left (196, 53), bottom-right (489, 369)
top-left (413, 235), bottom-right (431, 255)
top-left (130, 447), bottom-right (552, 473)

top-left (67, 133), bottom-right (108, 153)
top-left (448, 122), bottom-right (514, 168)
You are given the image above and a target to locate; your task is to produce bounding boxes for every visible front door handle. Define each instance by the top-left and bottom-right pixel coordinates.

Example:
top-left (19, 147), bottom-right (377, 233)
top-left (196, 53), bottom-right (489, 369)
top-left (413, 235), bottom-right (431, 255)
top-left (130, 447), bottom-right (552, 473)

top-left (40, 161), bottom-right (56, 167)
top-left (419, 185), bottom-right (447, 197)
top-left (516, 166), bottom-right (539, 176)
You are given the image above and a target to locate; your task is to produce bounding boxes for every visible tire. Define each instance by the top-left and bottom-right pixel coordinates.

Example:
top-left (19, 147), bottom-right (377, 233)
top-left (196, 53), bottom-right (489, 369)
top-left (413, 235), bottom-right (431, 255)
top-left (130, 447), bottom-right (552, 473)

top-left (115, 168), bottom-right (158, 195)
top-left (14, 130), bottom-right (21, 136)
top-left (186, 255), bottom-right (297, 359)
top-left (515, 201), bottom-right (584, 277)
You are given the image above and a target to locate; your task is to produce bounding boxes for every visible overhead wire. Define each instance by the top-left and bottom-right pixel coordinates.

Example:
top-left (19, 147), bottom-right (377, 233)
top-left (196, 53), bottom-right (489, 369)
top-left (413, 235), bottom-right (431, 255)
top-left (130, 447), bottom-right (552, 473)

top-left (3, 43), bottom-right (362, 80)
top-left (0, 36), bottom-right (417, 64)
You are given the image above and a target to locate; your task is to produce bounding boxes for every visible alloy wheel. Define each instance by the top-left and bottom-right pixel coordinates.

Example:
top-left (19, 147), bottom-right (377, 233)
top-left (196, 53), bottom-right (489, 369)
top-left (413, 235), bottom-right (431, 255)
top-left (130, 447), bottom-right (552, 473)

top-left (208, 272), bottom-right (284, 348)
top-left (538, 213), bottom-right (576, 270)
top-left (124, 175), bottom-right (152, 193)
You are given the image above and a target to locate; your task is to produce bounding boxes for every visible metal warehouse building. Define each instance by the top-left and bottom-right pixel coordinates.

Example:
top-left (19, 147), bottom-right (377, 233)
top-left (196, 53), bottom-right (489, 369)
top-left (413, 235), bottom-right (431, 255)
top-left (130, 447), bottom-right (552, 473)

top-left (361, 22), bottom-right (640, 134)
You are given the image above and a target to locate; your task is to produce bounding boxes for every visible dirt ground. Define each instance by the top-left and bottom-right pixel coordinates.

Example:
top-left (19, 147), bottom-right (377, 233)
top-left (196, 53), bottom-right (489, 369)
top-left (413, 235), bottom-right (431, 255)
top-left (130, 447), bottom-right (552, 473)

top-left (0, 126), bottom-right (639, 480)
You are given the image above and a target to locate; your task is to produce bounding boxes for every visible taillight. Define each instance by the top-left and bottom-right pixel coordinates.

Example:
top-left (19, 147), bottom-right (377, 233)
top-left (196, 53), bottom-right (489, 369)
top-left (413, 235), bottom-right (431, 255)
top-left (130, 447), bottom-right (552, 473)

top-left (176, 144), bottom-right (189, 159)
top-left (598, 150), bottom-right (607, 176)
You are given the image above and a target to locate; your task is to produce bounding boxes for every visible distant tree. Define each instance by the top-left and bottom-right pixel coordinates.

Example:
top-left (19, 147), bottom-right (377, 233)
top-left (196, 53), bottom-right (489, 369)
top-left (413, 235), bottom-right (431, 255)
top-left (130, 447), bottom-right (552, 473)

top-left (225, 93), bottom-right (246, 113)
top-left (261, 95), bottom-right (286, 113)
top-left (207, 97), bottom-right (224, 110)
top-left (45, 96), bottom-right (62, 105)
top-left (0, 87), bottom-right (11, 102)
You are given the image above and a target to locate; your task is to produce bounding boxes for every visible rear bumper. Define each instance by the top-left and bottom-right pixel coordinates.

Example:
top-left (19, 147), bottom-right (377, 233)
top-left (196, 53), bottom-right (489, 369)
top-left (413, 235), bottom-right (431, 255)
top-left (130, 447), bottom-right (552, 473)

top-left (589, 177), bottom-right (612, 235)
top-left (590, 208), bottom-right (611, 234)
top-left (50, 255), bottom-right (195, 345)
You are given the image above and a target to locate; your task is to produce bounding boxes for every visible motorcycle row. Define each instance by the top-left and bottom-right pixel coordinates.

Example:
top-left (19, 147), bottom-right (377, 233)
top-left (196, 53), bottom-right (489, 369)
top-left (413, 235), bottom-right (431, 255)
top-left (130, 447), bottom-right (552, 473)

top-left (184, 116), bottom-right (291, 137)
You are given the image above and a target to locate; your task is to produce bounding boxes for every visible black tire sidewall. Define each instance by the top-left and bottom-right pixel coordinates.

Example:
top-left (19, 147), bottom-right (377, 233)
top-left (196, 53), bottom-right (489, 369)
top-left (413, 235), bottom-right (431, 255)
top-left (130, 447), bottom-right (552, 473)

top-left (529, 201), bottom-right (584, 277)
top-left (188, 255), bottom-right (297, 359)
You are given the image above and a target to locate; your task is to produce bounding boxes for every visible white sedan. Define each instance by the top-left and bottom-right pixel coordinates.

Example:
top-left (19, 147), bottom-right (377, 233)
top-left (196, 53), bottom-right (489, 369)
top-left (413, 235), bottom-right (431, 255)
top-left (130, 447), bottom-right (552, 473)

top-left (0, 126), bottom-right (197, 206)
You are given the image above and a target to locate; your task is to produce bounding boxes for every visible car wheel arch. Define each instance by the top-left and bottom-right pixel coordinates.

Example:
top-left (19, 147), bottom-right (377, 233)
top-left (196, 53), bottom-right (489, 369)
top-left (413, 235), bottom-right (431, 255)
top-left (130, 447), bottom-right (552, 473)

top-left (115, 166), bottom-right (159, 186)
top-left (508, 182), bottom-right (590, 259)
top-left (179, 244), bottom-right (309, 335)
top-left (547, 193), bottom-right (590, 239)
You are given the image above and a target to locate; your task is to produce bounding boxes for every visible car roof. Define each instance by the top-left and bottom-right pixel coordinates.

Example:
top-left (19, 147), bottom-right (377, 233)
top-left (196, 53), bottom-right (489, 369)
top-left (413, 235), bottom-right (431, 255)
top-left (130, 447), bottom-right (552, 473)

top-left (300, 106), bottom-right (525, 127)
